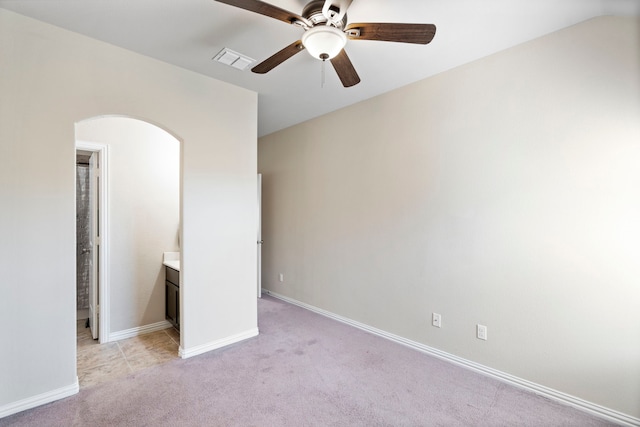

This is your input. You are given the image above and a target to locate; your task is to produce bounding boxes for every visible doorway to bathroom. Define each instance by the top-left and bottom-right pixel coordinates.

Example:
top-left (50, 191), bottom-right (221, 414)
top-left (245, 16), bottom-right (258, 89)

top-left (75, 116), bottom-right (181, 351)
top-left (75, 142), bottom-right (107, 342)
top-left (76, 152), bottom-right (92, 322)
top-left (74, 117), bottom-right (181, 388)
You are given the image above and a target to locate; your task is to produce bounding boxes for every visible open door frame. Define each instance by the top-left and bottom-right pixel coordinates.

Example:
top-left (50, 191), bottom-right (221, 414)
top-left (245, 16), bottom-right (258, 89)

top-left (88, 151), bottom-right (99, 339)
top-left (76, 141), bottom-right (109, 344)
top-left (257, 173), bottom-right (263, 298)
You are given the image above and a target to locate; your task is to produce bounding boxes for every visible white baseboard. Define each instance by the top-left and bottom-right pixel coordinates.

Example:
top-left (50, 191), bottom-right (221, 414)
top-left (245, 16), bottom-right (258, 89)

top-left (108, 320), bottom-right (173, 342)
top-left (264, 289), bottom-right (640, 427)
top-left (0, 379), bottom-right (79, 419)
top-left (179, 328), bottom-right (259, 359)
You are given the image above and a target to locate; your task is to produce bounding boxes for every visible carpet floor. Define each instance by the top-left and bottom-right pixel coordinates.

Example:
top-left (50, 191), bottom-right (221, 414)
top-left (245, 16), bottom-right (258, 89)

top-left (2, 295), bottom-right (616, 426)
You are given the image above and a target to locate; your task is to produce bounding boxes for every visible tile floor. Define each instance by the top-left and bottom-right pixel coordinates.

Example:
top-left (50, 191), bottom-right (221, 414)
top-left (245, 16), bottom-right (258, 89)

top-left (77, 319), bottom-right (180, 388)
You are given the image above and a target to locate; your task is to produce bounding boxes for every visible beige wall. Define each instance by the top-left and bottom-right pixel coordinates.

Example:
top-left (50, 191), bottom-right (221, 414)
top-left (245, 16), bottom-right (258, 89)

top-left (0, 8), bottom-right (257, 413)
top-left (76, 117), bottom-right (180, 333)
top-left (259, 16), bottom-right (640, 419)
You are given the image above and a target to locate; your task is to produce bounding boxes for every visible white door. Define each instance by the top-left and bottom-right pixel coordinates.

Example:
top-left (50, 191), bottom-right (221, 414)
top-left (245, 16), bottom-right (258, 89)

top-left (257, 174), bottom-right (263, 298)
top-left (88, 152), bottom-right (100, 339)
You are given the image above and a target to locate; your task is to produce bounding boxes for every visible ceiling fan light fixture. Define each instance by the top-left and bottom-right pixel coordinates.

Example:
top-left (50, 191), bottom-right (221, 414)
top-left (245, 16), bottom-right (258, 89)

top-left (301, 25), bottom-right (347, 60)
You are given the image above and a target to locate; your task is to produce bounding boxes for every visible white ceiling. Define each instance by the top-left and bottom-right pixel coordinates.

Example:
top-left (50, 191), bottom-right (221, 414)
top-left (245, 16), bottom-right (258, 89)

top-left (1, 0), bottom-right (638, 137)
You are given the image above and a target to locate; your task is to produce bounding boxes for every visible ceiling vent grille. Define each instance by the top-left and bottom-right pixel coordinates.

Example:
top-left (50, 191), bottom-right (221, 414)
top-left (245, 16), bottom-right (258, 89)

top-left (213, 48), bottom-right (255, 71)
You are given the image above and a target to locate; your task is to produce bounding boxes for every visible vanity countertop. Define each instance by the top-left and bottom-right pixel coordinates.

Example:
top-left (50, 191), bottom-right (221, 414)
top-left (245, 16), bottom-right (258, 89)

top-left (163, 259), bottom-right (180, 271)
top-left (163, 252), bottom-right (180, 271)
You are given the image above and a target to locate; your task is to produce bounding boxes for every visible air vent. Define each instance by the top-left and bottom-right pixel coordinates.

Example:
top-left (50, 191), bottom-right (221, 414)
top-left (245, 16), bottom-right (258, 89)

top-left (213, 48), bottom-right (255, 71)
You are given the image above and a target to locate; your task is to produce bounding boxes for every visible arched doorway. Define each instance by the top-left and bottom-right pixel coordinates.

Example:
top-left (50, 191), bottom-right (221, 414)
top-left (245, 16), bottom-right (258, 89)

top-left (75, 116), bottom-right (181, 386)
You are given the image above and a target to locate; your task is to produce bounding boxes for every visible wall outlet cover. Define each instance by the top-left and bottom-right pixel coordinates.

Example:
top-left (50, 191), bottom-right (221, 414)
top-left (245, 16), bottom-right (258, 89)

top-left (432, 313), bottom-right (442, 328)
top-left (477, 324), bottom-right (487, 340)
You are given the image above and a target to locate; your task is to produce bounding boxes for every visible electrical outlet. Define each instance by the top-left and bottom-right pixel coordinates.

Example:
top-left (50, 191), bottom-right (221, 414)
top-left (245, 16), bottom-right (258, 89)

top-left (432, 313), bottom-right (442, 328)
top-left (477, 324), bottom-right (487, 340)
top-left (279, 273), bottom-right (284, 282)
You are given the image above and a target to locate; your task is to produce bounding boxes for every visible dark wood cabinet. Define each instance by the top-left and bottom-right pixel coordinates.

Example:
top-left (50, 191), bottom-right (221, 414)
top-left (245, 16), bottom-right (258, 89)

top-left (165, 266), bottom-right (180, 330)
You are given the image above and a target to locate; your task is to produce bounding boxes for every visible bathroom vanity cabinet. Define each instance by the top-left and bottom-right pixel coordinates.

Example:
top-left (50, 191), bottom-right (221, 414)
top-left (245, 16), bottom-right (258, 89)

top-left (165, 266), bottom-right (180, 330)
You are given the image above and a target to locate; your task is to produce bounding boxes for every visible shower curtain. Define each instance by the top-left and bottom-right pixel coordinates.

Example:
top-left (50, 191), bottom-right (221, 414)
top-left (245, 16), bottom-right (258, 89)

top-left (76, 164), bottom-right (91, 312)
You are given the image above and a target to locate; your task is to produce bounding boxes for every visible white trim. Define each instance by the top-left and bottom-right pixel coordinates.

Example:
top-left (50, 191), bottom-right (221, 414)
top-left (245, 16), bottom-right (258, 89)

top-left (0, 379), bottom-right (79, 419)
top-left (264, 290), bottom-right (640, 427)
top-left (179, 328), bottom-right (259, 359)
top-left (75, 140), bottom-right (110, 344)
top-left (257, 173), bottom-right (262, 299)
top-left (109, 320), bottom-right (174, 342)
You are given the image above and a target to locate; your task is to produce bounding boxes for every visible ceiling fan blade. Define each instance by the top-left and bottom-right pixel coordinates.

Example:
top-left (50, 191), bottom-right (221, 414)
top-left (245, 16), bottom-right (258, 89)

top-left (330, 49), bottom-right (360, 87)
top-left (214, 0), bottom-right (307, 25)
top-left (252, 40), bottom-right (305, 74)
top-left (346, 23), bottom-right (436, 44)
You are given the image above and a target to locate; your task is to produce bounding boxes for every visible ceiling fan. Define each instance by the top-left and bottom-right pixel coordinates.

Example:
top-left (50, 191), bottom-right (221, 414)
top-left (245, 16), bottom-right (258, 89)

top-left (214, 0), bottom-right (436, 87)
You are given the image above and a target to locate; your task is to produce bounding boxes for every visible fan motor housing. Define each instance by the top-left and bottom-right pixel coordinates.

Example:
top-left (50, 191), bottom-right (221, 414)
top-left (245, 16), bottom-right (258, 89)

top-left (302, 0), bottom-right (347, 28)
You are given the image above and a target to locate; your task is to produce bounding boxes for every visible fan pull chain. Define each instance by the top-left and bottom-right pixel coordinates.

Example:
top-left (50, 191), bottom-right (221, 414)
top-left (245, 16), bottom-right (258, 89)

top-left (320, 53), bottom-right (329, 89)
